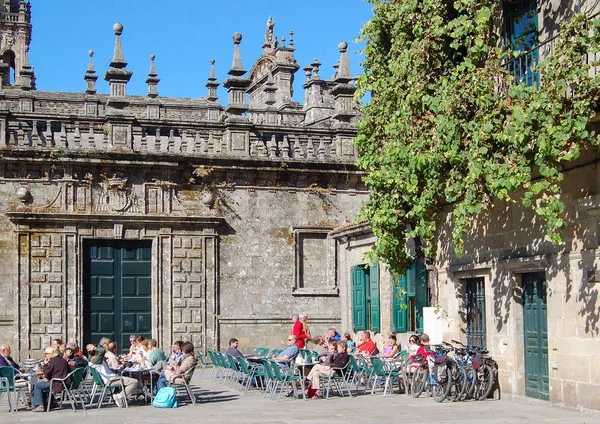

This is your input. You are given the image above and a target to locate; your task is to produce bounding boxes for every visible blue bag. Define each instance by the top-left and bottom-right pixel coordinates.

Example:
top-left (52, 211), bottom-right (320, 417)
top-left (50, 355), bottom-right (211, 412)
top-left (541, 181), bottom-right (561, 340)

top-left (152, 386), bottom-right (178, 408)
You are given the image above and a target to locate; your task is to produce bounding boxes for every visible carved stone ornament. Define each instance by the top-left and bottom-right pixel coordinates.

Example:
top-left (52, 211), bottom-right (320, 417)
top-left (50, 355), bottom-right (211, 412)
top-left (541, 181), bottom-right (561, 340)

top-left (99, 173), bottom-right (136, 212)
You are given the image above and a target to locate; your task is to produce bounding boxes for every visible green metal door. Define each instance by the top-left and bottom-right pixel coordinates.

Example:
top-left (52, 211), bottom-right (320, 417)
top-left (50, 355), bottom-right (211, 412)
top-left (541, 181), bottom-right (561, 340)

top-left (523, 272), bottom-right (549, 400)
top-left (83, 240), bottom-right (152, 351)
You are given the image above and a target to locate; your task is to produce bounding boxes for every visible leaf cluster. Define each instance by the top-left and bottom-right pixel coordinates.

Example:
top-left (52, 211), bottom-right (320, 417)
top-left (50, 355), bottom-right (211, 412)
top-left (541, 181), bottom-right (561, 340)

top-left (355, 0), bottom-right (600, 275)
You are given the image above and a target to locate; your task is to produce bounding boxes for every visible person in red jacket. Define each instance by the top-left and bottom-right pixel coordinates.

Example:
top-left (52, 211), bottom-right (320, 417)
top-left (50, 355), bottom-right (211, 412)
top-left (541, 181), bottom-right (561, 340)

top-left (290, 314), bottom-right (308, 349)
top-left (357, 331), bottom-right (377, 355)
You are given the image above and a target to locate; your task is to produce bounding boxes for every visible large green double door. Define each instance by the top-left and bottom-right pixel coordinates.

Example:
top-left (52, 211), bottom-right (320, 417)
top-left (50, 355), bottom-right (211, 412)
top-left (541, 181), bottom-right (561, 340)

top-left (523, 272), bottom-right (549, 400)
top-left (83, 240), bottom-right (152, 351)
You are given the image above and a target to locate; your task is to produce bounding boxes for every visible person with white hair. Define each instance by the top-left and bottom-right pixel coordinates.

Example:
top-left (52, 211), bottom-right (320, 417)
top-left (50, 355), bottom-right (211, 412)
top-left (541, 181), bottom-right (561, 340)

top-left (31, 346), bottom-right (70, 412)
top-left (290, 314), bottom-right (308, 349)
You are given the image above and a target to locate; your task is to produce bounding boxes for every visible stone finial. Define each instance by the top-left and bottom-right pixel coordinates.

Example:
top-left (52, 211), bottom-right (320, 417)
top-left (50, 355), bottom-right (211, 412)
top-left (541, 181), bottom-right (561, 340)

top-left (289, 30), bottom-right (294, 48)
top-left (223, 33), bottom-right (250, 117)
top-left (84, 50), bottom-right (98, 94)
top-left (281, 35), bottom-right (286, 48)
top-left (104, 23), bottom-right (133, 97)
top-left (110, 23), bottom-right (127, 69)
top-left (332, 60), bottom-right (339, 79)
top-left (146, 54), bottom-right (160, 98)
top-left (230, 32), bottom-right (245, 74)
top-left (335, 41), bottom-right (352, 81)
top-left (206, 58), bottom-right (219, 102)
top-left (304, 65), bottom-right (312, 81)
top-left (311, 58), bottom-right (321, 80)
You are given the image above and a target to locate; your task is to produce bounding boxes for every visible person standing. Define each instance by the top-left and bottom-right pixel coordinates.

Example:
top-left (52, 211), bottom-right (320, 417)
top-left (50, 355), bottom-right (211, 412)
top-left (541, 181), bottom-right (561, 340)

top-left (290, 314), bottom-right (308, 349)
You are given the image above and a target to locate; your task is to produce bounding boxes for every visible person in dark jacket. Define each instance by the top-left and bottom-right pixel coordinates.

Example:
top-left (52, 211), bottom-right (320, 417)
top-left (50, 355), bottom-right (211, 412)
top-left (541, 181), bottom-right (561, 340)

top-left (31, 346), bottom-right (71, 412)
top-left (63, 343), bottom-right (87, 370)
top-left (306, 341), bottom-right (350, 398)
top-left (0, 344), bottom-right (24, 372)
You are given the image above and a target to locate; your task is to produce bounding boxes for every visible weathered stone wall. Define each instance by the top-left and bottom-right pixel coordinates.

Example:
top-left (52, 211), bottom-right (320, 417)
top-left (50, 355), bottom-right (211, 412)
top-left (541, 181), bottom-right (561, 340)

top-left (434, 153), bottom-right (600, 413)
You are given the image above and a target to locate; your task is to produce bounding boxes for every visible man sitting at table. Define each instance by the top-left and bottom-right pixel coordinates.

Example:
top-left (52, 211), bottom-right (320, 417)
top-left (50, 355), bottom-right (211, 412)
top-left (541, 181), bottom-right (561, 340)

top-left (147, 339), bottom-right (167, 367)
top-left (226, 338), bottom-right (244, 359)
top-left (31, 346), bottom-right (71, 412)
top-left (0, 343), bottom-right (24, 372)
top-left (63, 343), bottom-right (87, 370)
top-left (87, 344), bottom-right (142, 407)
top-left (274, 335), bottom-right (299, 361)
top-left (104, 342), bottom-right (124, 372)
top-left (357, 331), bottom-right (377, 355)
top-left (155, 341), bottom-right (198, 392)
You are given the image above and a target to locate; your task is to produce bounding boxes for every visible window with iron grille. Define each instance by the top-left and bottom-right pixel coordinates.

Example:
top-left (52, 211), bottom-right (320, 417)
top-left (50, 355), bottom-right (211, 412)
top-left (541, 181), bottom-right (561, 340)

top-left (465, 277), bottom-right (486, 348)
top-left (504, 0), bottom-right (539, 86)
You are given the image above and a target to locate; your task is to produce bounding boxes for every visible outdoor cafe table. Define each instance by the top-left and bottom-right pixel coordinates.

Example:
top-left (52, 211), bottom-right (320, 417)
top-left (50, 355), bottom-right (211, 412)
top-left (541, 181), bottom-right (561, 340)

top-left (122, 366), bottom-right (157, 403)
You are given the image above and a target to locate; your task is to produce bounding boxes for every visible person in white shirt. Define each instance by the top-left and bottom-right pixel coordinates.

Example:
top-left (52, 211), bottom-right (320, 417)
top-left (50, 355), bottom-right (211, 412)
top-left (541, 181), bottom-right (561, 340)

top-left (87, 344), bottom-right (141, 407)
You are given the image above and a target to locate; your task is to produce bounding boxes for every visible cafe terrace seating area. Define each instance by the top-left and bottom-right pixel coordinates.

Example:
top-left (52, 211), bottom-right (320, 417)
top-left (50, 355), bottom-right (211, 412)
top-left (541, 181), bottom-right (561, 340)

top-left (0, 348), bottom-right (412, 413)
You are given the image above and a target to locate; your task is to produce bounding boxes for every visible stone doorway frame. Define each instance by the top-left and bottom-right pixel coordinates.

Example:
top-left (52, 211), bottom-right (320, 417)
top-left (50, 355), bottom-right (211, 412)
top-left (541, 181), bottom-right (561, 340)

top-left (8, 212), bottom-right (224, 358)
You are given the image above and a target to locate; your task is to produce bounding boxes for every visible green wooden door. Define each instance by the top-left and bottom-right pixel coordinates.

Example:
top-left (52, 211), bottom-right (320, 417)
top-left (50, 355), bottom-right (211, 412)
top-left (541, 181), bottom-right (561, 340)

top-left (523, 272), bottom-right (549, 400)
top-left (83, 240), bottom-right (152, 351)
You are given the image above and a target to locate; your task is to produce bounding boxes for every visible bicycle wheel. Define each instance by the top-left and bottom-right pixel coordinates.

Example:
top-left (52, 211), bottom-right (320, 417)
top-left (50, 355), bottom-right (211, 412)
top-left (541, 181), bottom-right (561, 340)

top-left (432, 366), bottom-right (451, 402)
top-left (474, 363), bottom-right (495, 401)
top-left (448, 363), bottom-right (466, 402)
top-left (411, 367), bottom-right (428, 398)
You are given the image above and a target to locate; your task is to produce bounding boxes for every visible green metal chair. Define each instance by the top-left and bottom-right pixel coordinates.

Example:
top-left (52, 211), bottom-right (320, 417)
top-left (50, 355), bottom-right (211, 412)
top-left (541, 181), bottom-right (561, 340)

top-left (46, 366), bottom-right (87, 412)
top-left (167, 366), bottom-right (197, 404)
top-left (88, 366), bottom-right (128, 409)
top-left (0, 366), bottom-right (28, 412)
top-left (266, 359), bottom-right (304, 401)
top-left (237, 356), bottom-right (266, 394)
top-left (320, 361), bottom-right (353, 399)
top-left (253, 347), bottom-right (269, 357)
top-left (369, 356), bottom-right (402, 396)
top-left (0, 376), bottom-right (10, 412)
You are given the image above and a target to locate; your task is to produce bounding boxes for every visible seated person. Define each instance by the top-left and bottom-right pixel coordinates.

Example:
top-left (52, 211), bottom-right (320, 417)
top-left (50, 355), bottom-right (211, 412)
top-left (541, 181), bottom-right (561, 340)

top-left (357, 331), bottom-right (377, 356)
top-left (104, 342), bottom-right (124, 373)
top-left (153, 340), bottom-right (183, 373)
top-left (274, 335), bottom-right (299, 361)
top-left (343, 333), bottom-right (355, 352)
top-left (306, 341), bottom-right (350, 399)
top-left (147, 339), bottom-right (167, 367)
top-left (226, 338), bottom-right (244, 358)
top-left (87, 344), bottom-right (141, 407)
top-left (318, 340), bottom-right (337, 362)
top-left (380, 335), bottom-right (400, 359)
top-left (155, 341), bottom-right (198, 392)
top-left (0, 343), bottom-right (24, 373)
top-left (31, 347), bottom-right (71, 412)
top-left (416, 333), bottom-right (435, 359)
top-left (51, 339), bottom-right (65, 355)
top-left (63, 343), bottom-right (87, 370)
top-left (408, 334), bottom-right (421, 357)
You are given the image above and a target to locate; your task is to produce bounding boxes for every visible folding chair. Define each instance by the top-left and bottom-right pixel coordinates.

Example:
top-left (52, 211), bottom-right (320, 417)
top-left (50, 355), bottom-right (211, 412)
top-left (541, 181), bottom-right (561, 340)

top-left (168, 366), bottom-right (196, 404)
top-left (46, 367), bottom-right (87, 412)
top-left (0, 366), bottom-right (28, 412)
top-left (88, 367), bottom-right (128, 409)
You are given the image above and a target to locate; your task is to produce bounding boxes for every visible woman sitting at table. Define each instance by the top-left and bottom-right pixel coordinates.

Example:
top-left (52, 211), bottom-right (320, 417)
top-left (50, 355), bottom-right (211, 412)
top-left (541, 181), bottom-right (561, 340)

top-left (306, 341), bottom-right (349, 399)
top-left (380, 335), bottom-right (400, 359)
top-left (154, 341), bottom-right (198, 393)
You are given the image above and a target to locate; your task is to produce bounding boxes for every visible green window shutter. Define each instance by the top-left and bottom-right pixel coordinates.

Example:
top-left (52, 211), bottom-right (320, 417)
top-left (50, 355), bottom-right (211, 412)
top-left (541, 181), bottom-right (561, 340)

top-left (369, 262), bottom-right (380, 333)
top-left (352, 266), bottom-right (367, 331)
top-left (392, 273), bottom-right (408, 333)
top-left (414, 260), bottom-right (428, 333)
top-left (407, 260), bottom-right (416, 297)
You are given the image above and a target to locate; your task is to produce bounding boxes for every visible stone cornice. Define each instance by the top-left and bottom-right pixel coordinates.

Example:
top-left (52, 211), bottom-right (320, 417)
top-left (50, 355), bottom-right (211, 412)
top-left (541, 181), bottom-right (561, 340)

top-left (7, 212), bottom-right (225, 228)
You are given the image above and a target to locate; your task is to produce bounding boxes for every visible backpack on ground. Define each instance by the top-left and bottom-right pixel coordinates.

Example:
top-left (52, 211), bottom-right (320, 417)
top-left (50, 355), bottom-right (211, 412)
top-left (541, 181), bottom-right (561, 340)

top-left (153, 386), bottom-right (178, 408)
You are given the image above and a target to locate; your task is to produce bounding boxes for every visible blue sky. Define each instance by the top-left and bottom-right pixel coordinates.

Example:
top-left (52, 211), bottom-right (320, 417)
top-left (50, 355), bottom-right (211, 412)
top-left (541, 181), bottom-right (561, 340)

top-left (27, 0), bottom-right (373, 102)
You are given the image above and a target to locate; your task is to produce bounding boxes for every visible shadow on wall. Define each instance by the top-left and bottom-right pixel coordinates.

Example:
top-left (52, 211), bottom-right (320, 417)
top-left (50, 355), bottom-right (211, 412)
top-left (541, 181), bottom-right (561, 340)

top-left (578, 250), bottom-right (600, 335)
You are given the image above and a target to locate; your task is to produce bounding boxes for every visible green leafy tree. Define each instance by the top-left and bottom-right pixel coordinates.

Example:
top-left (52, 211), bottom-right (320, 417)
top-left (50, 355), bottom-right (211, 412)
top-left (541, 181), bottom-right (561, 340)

top-left (355, 0), bottom-right (600, 275)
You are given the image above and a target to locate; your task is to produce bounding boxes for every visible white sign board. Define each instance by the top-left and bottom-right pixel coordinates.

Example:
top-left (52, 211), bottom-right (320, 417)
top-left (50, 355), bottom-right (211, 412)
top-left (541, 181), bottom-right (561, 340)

top-left (422, 306), bottom-right (444, 345)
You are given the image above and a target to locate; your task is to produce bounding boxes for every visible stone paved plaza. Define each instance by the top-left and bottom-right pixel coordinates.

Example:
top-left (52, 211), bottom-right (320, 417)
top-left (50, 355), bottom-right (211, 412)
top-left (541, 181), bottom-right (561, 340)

top-left (1, 371), bottom-right (597, 424)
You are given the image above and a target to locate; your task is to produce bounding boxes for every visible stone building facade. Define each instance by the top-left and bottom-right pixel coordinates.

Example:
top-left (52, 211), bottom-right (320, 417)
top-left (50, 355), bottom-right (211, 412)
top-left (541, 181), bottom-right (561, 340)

top-left (334, 0), bottom-right (600, 414)
top-left (0, 1), bottom-right (367, 357)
